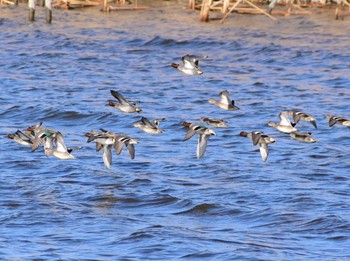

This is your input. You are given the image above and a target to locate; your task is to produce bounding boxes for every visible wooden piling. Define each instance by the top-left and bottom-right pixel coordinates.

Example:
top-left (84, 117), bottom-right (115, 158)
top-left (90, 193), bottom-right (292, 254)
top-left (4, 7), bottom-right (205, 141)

top-left (335, 5), bottom-right (339, 19)
top-left (188, 0), bottom-right (195, 9)
top-left (335, 0), bottom-right (350, 19)
top-left (200, 0), bottom-right (212, 22)
top-left (222, 0), bottom-right (229, 13)
top-left (0, 0), bottom-right (16, 4)
top-left (102, 0), bottom-right (108, 11)
top-left (45, 0), bottom-right (52, 23)
top-left (28, 0), bottom-right (36, 22)
top-left (285, 0), bottom-right (292, 16)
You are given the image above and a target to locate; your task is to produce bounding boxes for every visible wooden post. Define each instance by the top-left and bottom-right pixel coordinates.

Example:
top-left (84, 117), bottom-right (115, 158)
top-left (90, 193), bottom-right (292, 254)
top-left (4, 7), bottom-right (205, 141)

top-left (200, 0), bottom-right (212, 22)
top-left (222, 0), bottom-right (229, 13)
top-left (28, 0), bottom-right (35, 22)
top-left (334, 0), bottom-right (347, 20)
top-left (45, 0), bottom-right (52, 24)
top-left (285, 0), bottom-right (293, 16)
top-left (335, 3), bottom-right (340, 20)
top-left (103, 0), bottom-right (108, 11)
top-left (189, 0), bottom-right (195, 9)
top-left (1, 0), bottom-right (17, 4)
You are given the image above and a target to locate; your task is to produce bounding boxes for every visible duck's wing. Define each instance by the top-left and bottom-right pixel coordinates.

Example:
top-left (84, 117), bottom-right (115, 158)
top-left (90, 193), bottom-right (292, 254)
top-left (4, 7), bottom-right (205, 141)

top-left (102, 145), bottom-right (112, 169)
top-left (110, 90), bottom-right (129, 105)
top-left (182, 55), bottom-right (197, 69)
top-left (251, 132), bottom-right (263, 146)
top-left (31, 138), bottom-right (43, 152)
top-left (219, 90), bottom-right (232, 105)
top-left (126, 143), bottom-right (135, 159)
top-left (292, 112), bottom-right (302, 124)
top-left (55, 132), bottom-right (68, 153)
top-left (188, 55), bottom-right (208, 68)
top-left (31, 130), bottom-right (48, 152)
top-left (310, 120), bottom-right (317, 129)
top-left (114, 135), bottom-right (126, 155)
top-left (141, 117), bottom-right (157, 129)
top-left (16, 130), bottom-right (33, 143)
top-left (259, 143), bottom-right (269, 162)
top-left (184, 127), bottom-right (197, 141)
top-left (113, 141), bottom-right (124, 155)
top-left (100, 128), bottom-right (109, 133)
top-left (328, 116), bottom-right (339, 127)
top-left (197, 134), bottom-right (210, 159)
top-left (295, 112), bottom-right (317, 128)
top-left (96, 142), bottom-right (102, 152)
top-left (193, 55), bottom-right (208, 63)
top-left (329, 116), bottom-right (346, 127)
top-left (279, 111), bottom-right (292, 126)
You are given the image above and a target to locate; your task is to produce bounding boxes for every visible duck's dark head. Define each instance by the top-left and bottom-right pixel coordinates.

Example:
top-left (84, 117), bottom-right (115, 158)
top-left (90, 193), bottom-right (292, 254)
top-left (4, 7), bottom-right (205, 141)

top-left (6, 134), bottom-right (15, 139)
top-left (239, 131), bottom-right (248, 137)
top-left (171, 63), bottom-right (179, 69)
top-left (107, 100), bottom-right (115, 107)
top-left (180, 121), bottom-right (191, 128)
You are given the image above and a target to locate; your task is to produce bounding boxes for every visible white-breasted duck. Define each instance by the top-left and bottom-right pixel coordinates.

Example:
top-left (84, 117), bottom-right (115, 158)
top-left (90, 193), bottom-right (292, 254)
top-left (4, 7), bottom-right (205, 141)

top-left (208, 90), bottom-right (239, 111)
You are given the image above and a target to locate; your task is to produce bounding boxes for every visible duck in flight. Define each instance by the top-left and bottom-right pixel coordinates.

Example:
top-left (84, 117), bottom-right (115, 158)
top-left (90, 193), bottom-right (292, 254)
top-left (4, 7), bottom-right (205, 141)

top-left (171, 54), bottom-right (208, 75)
top-left (45, 131), bottom-right (75, 160)
top-left (240, 131), bottom-right (275, 162)
top-left (289, 131), bottom-right (317, 143)
top-left (108, 90), bottom-right (142, 113)
top-left (326, 114), bottom-right (350, 128)
top-left (181, 121), bottom-right (216, 159)
top-left (200, 117), bottom-right (228, 127)
top-left (208, 90), bottom-right (239, 111)
top-left (268, 111), bottom-right (298, 134)
top-left (133, 116), bottom-right (165, 134)
top-left (287, 110), bottom-right (317, 129)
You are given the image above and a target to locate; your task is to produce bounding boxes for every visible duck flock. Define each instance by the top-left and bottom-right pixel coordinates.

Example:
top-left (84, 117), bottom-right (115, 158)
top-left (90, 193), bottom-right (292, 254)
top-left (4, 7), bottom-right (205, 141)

top-left (6, 55), bottom-right (350, 169)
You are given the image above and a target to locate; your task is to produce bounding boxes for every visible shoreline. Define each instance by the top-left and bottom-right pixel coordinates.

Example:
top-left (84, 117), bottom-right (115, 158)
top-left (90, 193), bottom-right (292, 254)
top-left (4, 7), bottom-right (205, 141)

top-left (1, 0), bottom-right (350, 21)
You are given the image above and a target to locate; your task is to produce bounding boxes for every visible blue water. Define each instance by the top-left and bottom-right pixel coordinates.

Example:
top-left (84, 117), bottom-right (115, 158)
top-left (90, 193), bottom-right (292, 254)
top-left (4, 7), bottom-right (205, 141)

top-left (1, 2), bottom-right (350, 260)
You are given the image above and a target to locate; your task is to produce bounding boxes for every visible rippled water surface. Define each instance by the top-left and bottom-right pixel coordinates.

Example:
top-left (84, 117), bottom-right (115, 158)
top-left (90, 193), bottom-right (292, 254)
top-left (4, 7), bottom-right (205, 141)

top-left (1, 2), bottom-right (350, 260)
